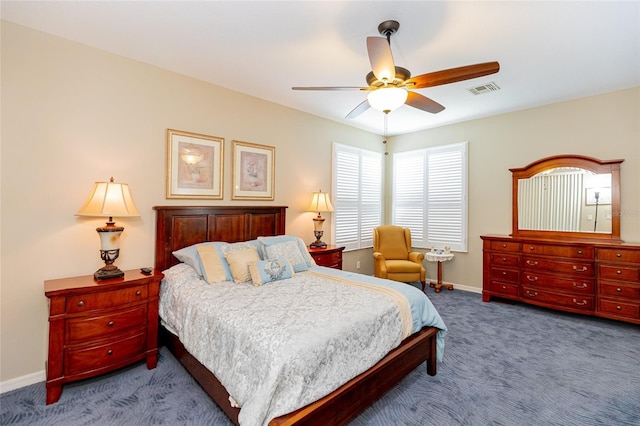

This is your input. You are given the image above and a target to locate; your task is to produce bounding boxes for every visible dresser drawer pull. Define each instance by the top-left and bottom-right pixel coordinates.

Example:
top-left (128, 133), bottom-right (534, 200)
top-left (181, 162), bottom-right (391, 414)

top-left (77, 301), bottom-right (85, 307)
top-left (136, 290), bottom-right (142, 296)
top-left (616, 270), bottom-right (622, 275)
top-left (502, 243), bottom-right (507, 248)
top-left (616, 305), bottom-right (622, 310)
top-left (107, 321), bottom-right (115, 327)
top-left (573, 282), bottom-right (588, 289)
top-left (107, 349), bottom-right (113, 355)
top-left (572, 299), bottom-right (588, 306)
top-left (525, 275), bottom-right (538, 282)
top-left (502, 257), bottom-right (508, 262)
top-left (577, 249), bottom-right (583, 254)
top-left (526, 260), bottom-right (538, 266)
top-left (525, 290), bottom-right (538, 297)
top-left (502, 272), bottom-right (507, 276)
top-left (529, 246), bottom-right (534, 251)
top-left (616, 287), bottom-right (622, 293)
top-left (616, 253), bottom-right (622, 258)
top-left (573, 266), bottom-right (588, 272)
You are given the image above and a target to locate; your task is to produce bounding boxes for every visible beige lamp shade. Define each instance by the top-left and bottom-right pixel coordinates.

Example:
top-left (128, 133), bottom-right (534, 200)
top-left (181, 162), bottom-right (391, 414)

top-left (307, 190), bottom-right (334, 214)
top-left (76, 178), bottom-right (140, 219)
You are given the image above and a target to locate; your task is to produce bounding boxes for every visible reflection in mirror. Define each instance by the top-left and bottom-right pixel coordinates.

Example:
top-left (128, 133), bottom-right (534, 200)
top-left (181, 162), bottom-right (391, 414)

top-left (518, 168), bottom-right (612, 233)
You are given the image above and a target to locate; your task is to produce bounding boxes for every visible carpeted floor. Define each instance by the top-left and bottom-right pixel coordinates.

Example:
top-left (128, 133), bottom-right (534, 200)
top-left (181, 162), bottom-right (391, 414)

top-left (2, 289), bottom-right (639, 425)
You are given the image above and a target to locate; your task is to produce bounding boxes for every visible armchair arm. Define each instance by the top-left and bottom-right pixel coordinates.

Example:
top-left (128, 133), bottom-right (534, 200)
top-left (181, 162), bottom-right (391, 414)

top-left (408, 251), bottom-right (425, 263)
top-left (372, 251), bottom-right (388, 278)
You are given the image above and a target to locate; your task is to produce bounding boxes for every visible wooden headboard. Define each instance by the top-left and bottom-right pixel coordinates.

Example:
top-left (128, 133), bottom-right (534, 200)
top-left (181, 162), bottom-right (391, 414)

top-left (153, 206), bottom-right (287, 271)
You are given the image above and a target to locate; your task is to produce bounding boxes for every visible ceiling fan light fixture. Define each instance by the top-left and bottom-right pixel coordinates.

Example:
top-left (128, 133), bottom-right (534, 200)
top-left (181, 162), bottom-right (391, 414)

top-left (367, 87), bottom-right (408, 113)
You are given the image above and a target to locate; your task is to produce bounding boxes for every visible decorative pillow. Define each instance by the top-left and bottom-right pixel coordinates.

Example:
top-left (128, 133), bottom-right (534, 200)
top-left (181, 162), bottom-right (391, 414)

top-left (173, 242), bottom-right (230, 276)
top-left (196, 244), bottom-right (229, 284)
top-left (248, 257), bottom-right (295, 286)
top-left (258, 235), bottom-right (316, 272)
top-left (224, 247), bottom-right (262, 284)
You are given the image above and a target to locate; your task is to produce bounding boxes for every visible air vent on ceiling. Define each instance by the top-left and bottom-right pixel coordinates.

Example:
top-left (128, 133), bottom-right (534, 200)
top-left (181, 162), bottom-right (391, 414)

top-left (467, 82), bottom-right (501, 96)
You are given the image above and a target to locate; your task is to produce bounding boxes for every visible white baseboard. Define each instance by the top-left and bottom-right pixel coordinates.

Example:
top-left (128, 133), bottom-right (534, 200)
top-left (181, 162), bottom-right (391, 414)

top-left (449, 283), bottom-right (482, 294)
top-left (0, 370), bottom-right (45, 394)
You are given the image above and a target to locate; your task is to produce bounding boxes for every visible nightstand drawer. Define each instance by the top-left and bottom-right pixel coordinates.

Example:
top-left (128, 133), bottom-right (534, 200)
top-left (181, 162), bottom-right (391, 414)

top-left (66, 306), bottom-right (148, 344)
top-left (64, 332), bottom-right (146, 375)
top-left (66, 285), bottom-right (148, 313)
top-left (312, 251), bottom-right (341, 266)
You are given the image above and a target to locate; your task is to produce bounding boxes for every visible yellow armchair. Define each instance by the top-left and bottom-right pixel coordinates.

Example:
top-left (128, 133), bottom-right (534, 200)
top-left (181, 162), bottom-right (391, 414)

top-left (373, 225), bottom-right (426, 292)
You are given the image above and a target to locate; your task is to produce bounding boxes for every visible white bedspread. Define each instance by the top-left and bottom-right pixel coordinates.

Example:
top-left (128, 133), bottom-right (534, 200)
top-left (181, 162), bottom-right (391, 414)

top-left (159, 263), bottom-right (446, 426)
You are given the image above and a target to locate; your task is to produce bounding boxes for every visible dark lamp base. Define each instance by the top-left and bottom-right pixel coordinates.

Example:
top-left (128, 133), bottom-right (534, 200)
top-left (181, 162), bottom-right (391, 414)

top-left (310, 241), bottom-right (328, 248)
top-left (94, 267), bottom-right (125, 281)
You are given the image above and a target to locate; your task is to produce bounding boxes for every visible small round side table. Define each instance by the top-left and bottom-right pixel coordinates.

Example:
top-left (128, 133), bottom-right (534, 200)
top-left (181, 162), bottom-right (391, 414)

top-left (425, 252), bottom-right (454, 293)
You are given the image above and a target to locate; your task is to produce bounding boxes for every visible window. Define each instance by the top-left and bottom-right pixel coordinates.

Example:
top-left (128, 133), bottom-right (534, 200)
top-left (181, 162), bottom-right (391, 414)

top-left (332, 143), bottom-right (383, 251)
top-left (392, 142), bottom-right (468, 252)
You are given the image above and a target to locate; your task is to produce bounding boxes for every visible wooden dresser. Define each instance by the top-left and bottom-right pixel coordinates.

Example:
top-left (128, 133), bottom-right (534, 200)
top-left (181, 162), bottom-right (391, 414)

top-left (482, 235), bottom-right (640, 324)
top-left (308, 245), bottom-right (345, 270)
top-left (44, 269), bottom-right (164, 404)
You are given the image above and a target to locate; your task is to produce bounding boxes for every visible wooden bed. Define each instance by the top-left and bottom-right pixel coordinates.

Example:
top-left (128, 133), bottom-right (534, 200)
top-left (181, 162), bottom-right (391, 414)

top-left (154, 205), bottom-right (439, 426)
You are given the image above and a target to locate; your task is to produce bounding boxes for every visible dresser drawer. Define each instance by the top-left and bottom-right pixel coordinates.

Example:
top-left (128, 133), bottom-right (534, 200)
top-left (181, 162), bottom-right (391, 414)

top-left (490, 267), bottom-right (519, 284)
top-left (489, 241), bottom-right (520, 252)
top-left (598, 264), bottom-right (640, 282)
top-left (523, 243), bottom-right (594, 259)
top-left (66, 285), bottom-right (148, 313)
top-left (598, 299), bottom-right (640, 320)
top-left (598, 281), bottom-right (640, 299)
top-left (490, 253), bottom-right (519, 267)
top-left (66, 306), bottom-right (148, 344)
top-left (597, 247), bottom-right (640, 263)
top-left (488, 281), bottom-right (519, 297)
top-left (522, 286), bottom-right (594, 311)
top-left (522, 256), bottom-right (594, 277)
top-left (522, 272), bottom-right (594, 294)
top-left (64, 332), bottom-right (146, 375)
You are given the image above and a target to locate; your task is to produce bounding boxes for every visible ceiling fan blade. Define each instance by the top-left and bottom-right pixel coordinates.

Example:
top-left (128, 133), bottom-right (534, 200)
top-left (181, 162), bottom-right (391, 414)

top-left (292, 86), bottom-right (368, 91)
top-left (345, 99), bottom-right (371, 119)
top-left (405, 91), bottom-right (445, 114)
top-left (367, 37), bottom-right (396, 82)
top-left (407, 61), bottom-right (500, 89)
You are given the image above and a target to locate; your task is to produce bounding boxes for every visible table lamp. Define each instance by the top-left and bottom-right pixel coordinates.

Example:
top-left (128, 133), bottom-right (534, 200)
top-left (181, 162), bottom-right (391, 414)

top-left (76, 177), bottom-right (140, 280)
top-left (307, 190), bottom-right (334, 248)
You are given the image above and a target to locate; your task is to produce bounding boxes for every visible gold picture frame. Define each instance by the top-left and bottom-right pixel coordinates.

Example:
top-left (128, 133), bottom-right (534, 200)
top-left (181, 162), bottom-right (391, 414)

top-left (166, 129), bottom-right (224, 199)
top-left (231, 140), bottom-right (275, 200)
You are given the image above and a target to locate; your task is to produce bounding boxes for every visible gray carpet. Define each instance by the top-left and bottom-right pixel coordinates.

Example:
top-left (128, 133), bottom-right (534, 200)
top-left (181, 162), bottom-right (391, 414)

top-left (2, 289), bottom-right (639, 425)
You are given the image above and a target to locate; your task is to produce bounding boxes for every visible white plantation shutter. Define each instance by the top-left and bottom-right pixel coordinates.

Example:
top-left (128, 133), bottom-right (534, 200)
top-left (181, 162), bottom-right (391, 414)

top-left (392, 142), bottom-right (468, 252)
top-left (393, 151), bottom-right (426, 244)
top-left (332, 143), bottom-right (382, 251)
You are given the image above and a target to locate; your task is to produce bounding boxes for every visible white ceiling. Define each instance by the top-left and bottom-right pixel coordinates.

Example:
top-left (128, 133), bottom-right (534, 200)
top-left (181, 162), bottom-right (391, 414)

top-left (2, 1), bottom-right (638, 136)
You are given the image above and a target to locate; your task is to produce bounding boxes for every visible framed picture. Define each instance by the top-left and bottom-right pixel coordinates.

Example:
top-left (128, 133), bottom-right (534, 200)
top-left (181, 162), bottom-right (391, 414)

top-left (166, 129), bottom-right (224, 199)
top-left (585, 187), bottom-right (611, 205)
top-left (231, 140), bottom-right (275, 200)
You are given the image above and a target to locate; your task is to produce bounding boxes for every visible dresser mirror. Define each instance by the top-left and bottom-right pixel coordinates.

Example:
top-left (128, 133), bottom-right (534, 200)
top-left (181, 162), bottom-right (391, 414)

top-left (511, 155), bottom-right (623, 241)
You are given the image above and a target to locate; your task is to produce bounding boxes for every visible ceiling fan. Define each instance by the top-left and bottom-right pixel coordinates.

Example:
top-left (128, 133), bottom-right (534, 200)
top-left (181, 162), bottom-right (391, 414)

top-left (292, 20), bottom-right (500, 119)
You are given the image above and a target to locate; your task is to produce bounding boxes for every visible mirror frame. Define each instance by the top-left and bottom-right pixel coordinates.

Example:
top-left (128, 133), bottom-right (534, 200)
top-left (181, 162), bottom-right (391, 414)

top-left (511, 154), bottom-right (623, 241)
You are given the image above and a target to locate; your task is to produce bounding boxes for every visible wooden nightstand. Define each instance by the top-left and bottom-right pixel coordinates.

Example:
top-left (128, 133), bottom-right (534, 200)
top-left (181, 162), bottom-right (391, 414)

top-left (309, 245), bottom-right (345, 270)
top-left (44, 268), bottom-right (163, 404)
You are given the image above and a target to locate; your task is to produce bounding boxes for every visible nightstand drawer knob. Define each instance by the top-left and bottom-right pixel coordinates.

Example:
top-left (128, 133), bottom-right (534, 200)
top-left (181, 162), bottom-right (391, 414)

top-left (136, 290), bottom-right (142, 296)
top-left (107, 321), bottom-right (115, 327)
top-left (107, 349), bottom-right (113, 355)
top-left (77, 301), bottom-right (85, 307)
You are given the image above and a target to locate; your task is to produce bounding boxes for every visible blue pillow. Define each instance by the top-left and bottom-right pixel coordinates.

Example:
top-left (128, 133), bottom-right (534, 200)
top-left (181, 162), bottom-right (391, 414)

top-left (248, 257), bottom-right (295, 286)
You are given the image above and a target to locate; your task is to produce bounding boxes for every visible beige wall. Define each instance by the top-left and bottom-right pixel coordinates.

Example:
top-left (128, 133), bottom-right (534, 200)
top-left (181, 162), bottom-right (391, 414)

top-left (2, 21), bottom-right (639, 386)
top-left (0, 22), bottom-right (380, 383)
top-left (390, 88), bottom-right (640, 288)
